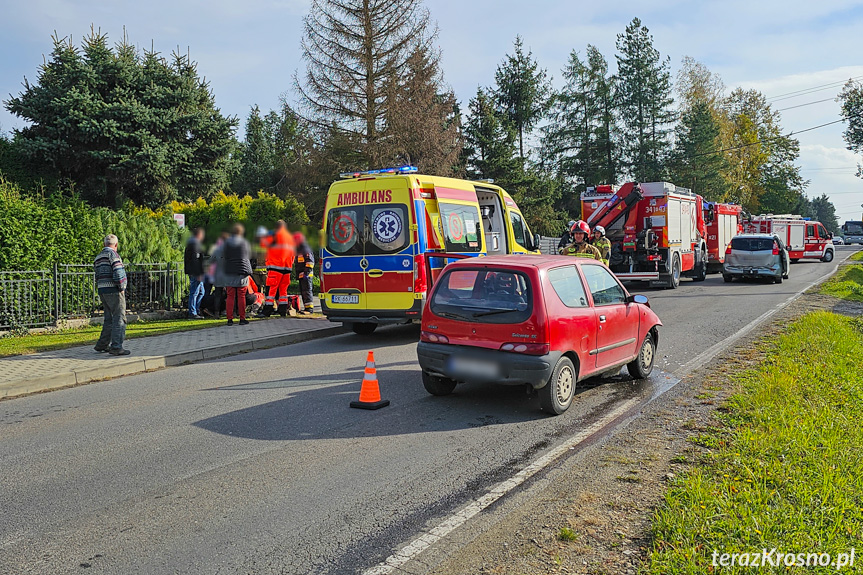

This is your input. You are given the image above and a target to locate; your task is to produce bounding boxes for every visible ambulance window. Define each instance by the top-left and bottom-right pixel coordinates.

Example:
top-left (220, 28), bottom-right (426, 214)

top-left (366, 205), bottom-right (409, 255)
top-left (548, 266), bottom-right (589, 308)
top-left (326, 208), bottom-right (361, 255)
top-left (439, 203), bottom-right (482, 253)
top-left (509, 211), bottom-right (528, 250)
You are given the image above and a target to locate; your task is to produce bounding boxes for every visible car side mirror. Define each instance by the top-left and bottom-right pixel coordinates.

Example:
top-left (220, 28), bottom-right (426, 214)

top-left (628, 294), bottom-right (649, 305)
top-left (533, 233), bottom-right (541, 251)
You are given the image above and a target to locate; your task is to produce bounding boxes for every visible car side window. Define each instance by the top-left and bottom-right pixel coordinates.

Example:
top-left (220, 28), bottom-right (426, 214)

top-left (807, 224), bottom-right (815, 237)
top-left (547, 266), bottom-right (589, 308)
top-left (581, 264), bottom-right (626, 306)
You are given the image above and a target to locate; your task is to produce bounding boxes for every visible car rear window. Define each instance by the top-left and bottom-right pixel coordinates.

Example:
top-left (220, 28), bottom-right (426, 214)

top-left (731, 237), bottom-right (774, 251)
top-left (430, 268), bottom-right (531, 324)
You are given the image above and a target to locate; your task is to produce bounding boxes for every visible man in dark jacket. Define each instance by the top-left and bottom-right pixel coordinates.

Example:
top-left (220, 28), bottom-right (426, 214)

top-left (94, 234), bottom-right (130, 355)
top-left (293, 232), bottom-right (315, 314)
top-left (558, 220), bottom-right (576, 252)
top-left (223, 224), bottom-right (252, 326)
top-left (184, 227), bottom-right (206, 319)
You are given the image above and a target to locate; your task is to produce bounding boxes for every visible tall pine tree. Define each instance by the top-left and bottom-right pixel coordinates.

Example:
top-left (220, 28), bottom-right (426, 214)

top-left (494, 36), bottom-right (552, 162)
top-left (614, 18), bottom-right (674, 182)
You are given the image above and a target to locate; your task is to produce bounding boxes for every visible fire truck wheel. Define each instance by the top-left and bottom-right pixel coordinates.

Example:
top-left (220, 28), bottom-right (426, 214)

top-left (539, 357), bottom-right (576, 415)
top-left (665, 254), bottom-right (681, 289)
top-left (351, 322), bottom-right (378, 335)
top-left (692, 250), bottom-right (707, 282)
top-left (422, 372), bottom-right (457, 396)
top-left (821, 250), bottom-right (834, 263)
top-left (790, 258), bottom-right (800, 263)
top-left (627, 332), bottom-right (656, 379)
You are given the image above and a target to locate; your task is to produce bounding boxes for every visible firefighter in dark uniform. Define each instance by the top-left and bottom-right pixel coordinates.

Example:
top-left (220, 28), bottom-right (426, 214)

top-left (293, 232), bottom-right (315, 315)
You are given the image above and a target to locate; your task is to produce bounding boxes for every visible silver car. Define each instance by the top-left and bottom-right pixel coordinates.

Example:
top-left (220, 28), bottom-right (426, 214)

top-left (723, 234), bottom-right (790, 284)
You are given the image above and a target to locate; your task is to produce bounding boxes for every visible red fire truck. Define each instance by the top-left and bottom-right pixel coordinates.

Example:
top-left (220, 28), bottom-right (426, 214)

top-left (744, 215), bottom-right (835, 263)
top-left (705, 202), bottom-right (743, 273)
top-left (582, 182), bottom-right (709, 288)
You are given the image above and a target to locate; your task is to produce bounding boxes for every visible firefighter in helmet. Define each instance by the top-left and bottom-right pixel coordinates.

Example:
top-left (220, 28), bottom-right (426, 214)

top-left (559, 220), bottom-right (603, 261)
top-left (293, 231), bottom-right (315, 315)
top-left (591, 225), bottom-right (611, 266)
top-left (259, 220), bottom-right (295, 317)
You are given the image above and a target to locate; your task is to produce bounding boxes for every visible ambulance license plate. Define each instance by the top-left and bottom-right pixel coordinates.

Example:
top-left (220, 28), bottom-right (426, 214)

top-left (332, 294), bottom-right (359, 304)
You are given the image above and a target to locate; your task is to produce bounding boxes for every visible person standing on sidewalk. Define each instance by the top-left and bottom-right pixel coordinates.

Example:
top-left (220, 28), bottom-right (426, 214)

top-left (207, 231), bottom-right (229, 318)
top-left (223, 224), bottom-right (252, 326)
top-left (93, 234), bottom-right (130, 355)
top-left (259, 220), bottom-right (295, 317)
top-left (293, 232), bottom-right (315, 315)
top-left (184, 227), bottom-right (206, 319)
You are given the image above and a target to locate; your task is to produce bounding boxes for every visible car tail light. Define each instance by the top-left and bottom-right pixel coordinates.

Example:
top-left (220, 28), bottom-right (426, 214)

top-left (772, 246), bottom-right (780, 255)
top-left (499, 342), bottom-right (549, 355)
top-left (725, 244), bottom-right (733, 255)
top-left (421, 331), bottom-right (449, 344)
top-left (414, 254), bottom-right (427, 295)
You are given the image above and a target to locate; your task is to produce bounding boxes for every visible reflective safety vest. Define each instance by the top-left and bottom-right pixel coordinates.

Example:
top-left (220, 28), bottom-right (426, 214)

top-left (592, 237), bottom-right (611, 266)
top-left (559, 242), bottom-right (603, 261)
top-left (260, 228), bottom-right (295, 272)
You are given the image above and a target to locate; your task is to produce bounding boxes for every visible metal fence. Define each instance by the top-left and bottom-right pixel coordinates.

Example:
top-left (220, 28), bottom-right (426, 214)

top-left (538, 236), bottom-right (561, 255)
top-left (0, 262), bottom-right (188, 330)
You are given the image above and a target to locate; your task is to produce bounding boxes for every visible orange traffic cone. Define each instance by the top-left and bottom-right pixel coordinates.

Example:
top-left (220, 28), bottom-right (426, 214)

top-left (350, 351), bottom-right (390, 410)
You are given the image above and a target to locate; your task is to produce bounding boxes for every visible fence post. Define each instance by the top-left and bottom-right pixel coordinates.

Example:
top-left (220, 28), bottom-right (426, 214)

top-left (167, 262), bottom-right (174, 309)
top-left (53, 262), bottom-right (60, 325)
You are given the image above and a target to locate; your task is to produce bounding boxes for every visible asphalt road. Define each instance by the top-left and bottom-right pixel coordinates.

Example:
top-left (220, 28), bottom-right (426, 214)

top-left (1, 248), bottom-right (856, 575)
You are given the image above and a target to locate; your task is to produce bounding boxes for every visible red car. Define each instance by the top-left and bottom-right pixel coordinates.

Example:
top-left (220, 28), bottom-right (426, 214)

top-left (416, 255), bottom-right (662, 415)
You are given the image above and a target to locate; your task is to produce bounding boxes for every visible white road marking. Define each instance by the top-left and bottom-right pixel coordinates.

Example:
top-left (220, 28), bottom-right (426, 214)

top-left (672, 251), bottom-right (853, 378)
top-left (361, 397), bottom-right (640, 575)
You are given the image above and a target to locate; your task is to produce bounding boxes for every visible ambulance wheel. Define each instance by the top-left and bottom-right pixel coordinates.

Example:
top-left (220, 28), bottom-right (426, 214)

top-left (666, 255), bottom-right (681, 289)
top-left (351, 322), bottom-right (377, 336)
top-left (822, 250), bottom-right (834, 263)
top-left (627, 332), bottom-right (656, 380)
top-left (422, 372), bottom-right (457, 396)
top-left (539, 357), bottom-right (576, 415)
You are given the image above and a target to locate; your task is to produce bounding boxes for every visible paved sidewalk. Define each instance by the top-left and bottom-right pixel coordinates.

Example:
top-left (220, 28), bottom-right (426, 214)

top-left (0, 317), bottom-right (346, 399)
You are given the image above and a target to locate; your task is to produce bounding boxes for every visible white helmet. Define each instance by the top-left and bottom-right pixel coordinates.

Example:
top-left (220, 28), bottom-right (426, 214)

top-left (594, 225), bottom-right (605, 236)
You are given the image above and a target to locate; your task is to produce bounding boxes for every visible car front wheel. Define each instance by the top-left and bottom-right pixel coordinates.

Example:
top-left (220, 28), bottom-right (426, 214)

top-left (723, 274), bottom-right (733, 283)
top-left (422, 371), bottom-right (457, 396)
top-left (627, 332), bottom-right (656, 379)
top-left (539, 357), bottom-right (576, 415)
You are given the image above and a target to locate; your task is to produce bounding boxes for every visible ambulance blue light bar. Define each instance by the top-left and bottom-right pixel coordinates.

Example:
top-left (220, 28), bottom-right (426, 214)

top-left (339, 165), bottom-right (418, 179)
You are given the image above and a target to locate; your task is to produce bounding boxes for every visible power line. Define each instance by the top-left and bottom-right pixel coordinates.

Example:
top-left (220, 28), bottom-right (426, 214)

top-left (800, 166), bottom-right (858, 171)
top-left (776, 97), bottom-right (837, 112)
top-left (767, 75), bottom-right (863, 101)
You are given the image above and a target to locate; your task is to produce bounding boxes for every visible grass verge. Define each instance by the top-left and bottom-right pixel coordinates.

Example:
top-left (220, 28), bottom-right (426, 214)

top-left (851, 250), bottom-right (863, 262)
top-left (819, 264), bottom-right (863, 302)
top-left (0, 318), bottom-right (222, 357)
top-left (648, 311), bottom-right (863, 573)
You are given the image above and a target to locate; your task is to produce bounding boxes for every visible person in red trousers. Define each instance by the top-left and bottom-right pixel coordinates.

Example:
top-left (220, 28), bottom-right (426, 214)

top-left (223, 223), bottom-right (253, 326)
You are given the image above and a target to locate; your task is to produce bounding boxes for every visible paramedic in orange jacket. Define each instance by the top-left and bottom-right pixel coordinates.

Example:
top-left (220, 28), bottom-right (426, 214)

top-left (259, 220), bottom-right (295, 317)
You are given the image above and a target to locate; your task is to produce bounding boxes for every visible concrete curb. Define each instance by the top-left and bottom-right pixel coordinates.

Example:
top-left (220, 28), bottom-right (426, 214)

top-left (0, 325), bottom-right (347, 400)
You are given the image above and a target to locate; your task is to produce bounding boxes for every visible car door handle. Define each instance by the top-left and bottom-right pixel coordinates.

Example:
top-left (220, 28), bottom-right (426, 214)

top-left (599, 315), bottom-right (606, 323)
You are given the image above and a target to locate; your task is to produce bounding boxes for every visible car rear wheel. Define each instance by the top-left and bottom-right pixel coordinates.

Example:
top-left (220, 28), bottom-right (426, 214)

top-left (351, 322), bottom-right (377, 336)
top-left (422, 371), bottom-right (457, 396)
top-left (774, 274), bottom-right (783, 284)
top-left (539, 357), bottom-right (576, 415)
top-left (723, 274), bottom-right (733, 283)
top-left (822, 250), bottom-right (834, 263)
top-left (627, 332), bottom-right (656, 379)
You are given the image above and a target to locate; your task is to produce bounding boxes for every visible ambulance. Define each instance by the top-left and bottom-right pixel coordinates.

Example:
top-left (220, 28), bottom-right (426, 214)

top-left (319, 167), bottom-right (541, 334)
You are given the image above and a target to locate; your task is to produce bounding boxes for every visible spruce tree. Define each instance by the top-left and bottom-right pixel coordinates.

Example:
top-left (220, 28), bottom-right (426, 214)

top-left (614, 18), bottom-right (674, 182)
top-left (463, 88), bottom-right (519, 181)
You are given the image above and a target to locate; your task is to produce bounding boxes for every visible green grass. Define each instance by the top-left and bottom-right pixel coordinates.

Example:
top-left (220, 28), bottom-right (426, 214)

top-left (648, 312), bottom-right (863, 574)
top-left (850, 250), bottom-right (863, 262)
top-left (557, 527), bottom-right (578, 542)
top-left (0, 318), bottom-right (223, 357)
top-left (820, 264), bottom-right (863, 302)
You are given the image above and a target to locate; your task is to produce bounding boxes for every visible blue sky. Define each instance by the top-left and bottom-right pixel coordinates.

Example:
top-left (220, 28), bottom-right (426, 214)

top-left (2, 0), bottom-right (862, 223)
